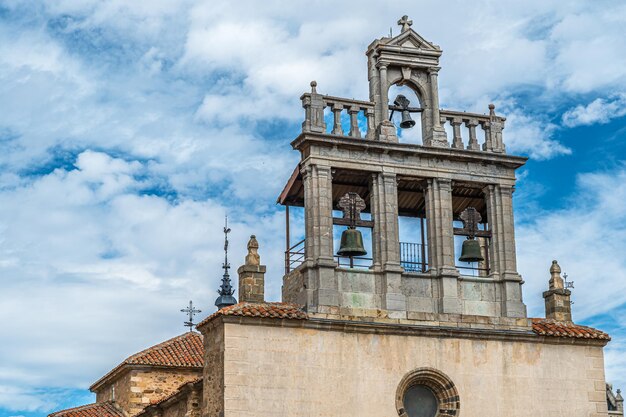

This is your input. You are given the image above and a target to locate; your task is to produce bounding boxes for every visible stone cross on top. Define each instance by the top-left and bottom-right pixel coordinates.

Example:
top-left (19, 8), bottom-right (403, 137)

top-left (397, 15), bottom-right (413, 33)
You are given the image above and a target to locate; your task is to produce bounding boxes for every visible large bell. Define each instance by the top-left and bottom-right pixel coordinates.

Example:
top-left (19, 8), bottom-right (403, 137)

top-left (399, 110), bottom-right (416, 129)
top-left (337, 228), bottom-right (367, 257)
top-left (458, 238), bottom-right (484, 263)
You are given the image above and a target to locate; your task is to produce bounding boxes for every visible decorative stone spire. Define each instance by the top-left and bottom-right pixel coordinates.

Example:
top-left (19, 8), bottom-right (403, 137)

top-left (543, 260), bottom-right (572, 322)
top-left (549, 259), bottom-right (565, 290)
top-left (617, 389), bottom-right (624, 411)
top-left (238, 235), bottom-right (266, 303)
top-left (215, 216), bottom-right (237, 310)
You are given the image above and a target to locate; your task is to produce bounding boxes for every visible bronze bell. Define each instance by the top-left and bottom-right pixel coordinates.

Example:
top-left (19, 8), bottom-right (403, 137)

top-left (459, 238), bottom-right (484, 263)
top-left (399, 109), bottom-right (416, 129)
top-left (337, 228), bottom-right (367, 257)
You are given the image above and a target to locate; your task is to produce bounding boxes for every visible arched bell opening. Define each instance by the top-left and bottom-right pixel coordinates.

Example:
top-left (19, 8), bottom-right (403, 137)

top-left (388, 84), bottom-right (424, 145)
top-left (451, 182), bottom-right (491, 277)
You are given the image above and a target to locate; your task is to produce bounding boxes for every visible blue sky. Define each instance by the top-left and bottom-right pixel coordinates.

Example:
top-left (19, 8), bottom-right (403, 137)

top-left (0, 1), bottom-right (625, 415)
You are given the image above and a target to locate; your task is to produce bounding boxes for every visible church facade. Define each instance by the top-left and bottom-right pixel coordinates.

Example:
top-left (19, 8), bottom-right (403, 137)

top-left (50, 17), bottom-right (620, 417)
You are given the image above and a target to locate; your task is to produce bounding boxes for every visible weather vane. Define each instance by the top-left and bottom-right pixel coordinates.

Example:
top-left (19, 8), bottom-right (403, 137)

top-left (215, 215), bottom-right (237, 309)
top-left (180, 300), bottom-right (201, 332)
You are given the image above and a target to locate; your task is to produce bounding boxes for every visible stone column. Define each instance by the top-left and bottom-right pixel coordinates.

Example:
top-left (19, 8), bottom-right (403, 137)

top-left (424, 178), bottom-right (460, 313)
top-left (423, 68), bottom-right (449, 148)
top-left (543, 260), bottom-right (572, 322)
top-left (303, 164), bottom-right (334, 264)
top-left (237, 235), bottom-right (266, 303)
top-left (302, 164), bottom-right (338, 310)
top-left (484, 184), bottom-right (526, 318)
top-left (370, 172), bottom-right (405, 315)
top-left (378, 63), bottom-right (389, 130)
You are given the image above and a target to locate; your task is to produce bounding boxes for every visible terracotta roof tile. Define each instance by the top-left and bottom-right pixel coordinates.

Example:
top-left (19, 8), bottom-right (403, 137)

top-left (123, 331), bottom-right (204, 367)
top-left (49, 401), bottom-right (124, 417)
top-left (90, 332), bottom-right (203, 391)
top-left (531, 318), bottom-right (610, 340)
top-left (197, 302), bottom-right (308, 327)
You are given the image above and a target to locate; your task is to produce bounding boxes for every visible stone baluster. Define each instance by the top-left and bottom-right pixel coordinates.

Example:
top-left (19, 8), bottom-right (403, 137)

top-left (301, 81), bottom-right (326, 133)
top-left (450, 118), bottom-right (463, 149)
top-left (485, 104), bottom-right (505, 153)
top-left (465, 119), bottom-right (480, 151)
top-left (481, 120), bottom-right (492, 152)
top-left (331, 103), bottom-right (344, 135)
top-left (348, 105), bottom-right (361, 138)
top-left (365, 107), bottom-right (375, 139)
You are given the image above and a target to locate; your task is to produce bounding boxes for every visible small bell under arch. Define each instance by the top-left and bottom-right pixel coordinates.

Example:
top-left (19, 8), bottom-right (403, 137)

top-left (394, 94), bottom-right (416, 129)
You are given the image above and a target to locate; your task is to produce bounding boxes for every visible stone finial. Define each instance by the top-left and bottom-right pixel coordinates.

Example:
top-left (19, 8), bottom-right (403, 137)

top-left (245, 235), bottom-right (260, 266)
top-left (397, 15), bottom-right (413, 33)
top-left (549, 260), bottom-right (564, 290)
top-left (488, 103), bottom-right (496, 116)
top-left (238, 235), bottom-right (266, 303)
top-left (310, 80), bottom-right (317, 94)
top-left (543, 260), bottom-right (571, 322)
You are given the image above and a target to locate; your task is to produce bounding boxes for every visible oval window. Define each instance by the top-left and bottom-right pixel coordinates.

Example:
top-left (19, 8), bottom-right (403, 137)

top-left (403, 384), bottom-right (438, 417)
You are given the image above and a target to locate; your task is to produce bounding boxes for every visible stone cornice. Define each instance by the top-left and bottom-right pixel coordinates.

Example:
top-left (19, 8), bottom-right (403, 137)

top-left (291, 132), bottom-right (527, 169)
top-left (218, 315), bottom-right (609, 347)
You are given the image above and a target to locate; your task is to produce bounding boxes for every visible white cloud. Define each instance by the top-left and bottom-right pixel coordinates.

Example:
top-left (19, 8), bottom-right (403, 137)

top-left (562, 94), bottom-right (626, 127)
top-left (517, 165), bottom-right (626, 319)
top-left (1, 1), bottom-right (626, 413)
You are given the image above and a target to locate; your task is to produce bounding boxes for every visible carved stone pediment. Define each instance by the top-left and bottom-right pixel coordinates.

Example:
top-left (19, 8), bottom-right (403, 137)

top-left (385, 29), bottom-right (440, 52)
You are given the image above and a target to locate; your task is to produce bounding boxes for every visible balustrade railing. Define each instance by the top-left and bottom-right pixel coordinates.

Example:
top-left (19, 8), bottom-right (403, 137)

top-left (439, 105), bottom-right (505, 153)
top-left (300, 82), bottom-right (507, 154)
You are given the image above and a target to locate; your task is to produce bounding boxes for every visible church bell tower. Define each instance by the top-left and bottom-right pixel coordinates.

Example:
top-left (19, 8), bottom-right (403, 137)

top-left (279, 16), bottom-right (529, 330)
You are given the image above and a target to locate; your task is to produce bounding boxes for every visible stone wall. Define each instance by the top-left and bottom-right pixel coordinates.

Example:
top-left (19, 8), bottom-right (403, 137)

top-left (216, 319), bottom-right (608, 417)
top-left (128, 368), bottom-right (200, 415)
top-left (94, 367), bottom-right (200, 416)
top-left (282, 267), bottom-right (305, 306)
top-left (95, 371), bottom-right (132, 412)
top-left (201, 321), bottom-right (225, 417)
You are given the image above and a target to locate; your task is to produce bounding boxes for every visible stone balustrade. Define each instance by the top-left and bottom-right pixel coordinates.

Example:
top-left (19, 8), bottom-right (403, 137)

top-left (439, 105), bottom-right (506, 153)
top-left (301, 81), bottom-right (376, 139)
top-left (301, 81), bottom-right (506, 153)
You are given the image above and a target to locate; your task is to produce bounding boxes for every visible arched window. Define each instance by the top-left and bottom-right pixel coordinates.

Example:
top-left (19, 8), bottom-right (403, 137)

top-left (396, 368), bottom-right (460, 417)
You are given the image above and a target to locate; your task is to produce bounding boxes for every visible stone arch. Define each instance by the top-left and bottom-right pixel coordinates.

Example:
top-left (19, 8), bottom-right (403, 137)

top-left (386, 69), bottom-right (434, 143)
top-left (395, 367), bottom-right (460, 417)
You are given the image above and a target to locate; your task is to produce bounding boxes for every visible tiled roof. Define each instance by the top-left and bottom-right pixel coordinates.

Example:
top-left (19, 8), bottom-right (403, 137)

top-left (123, 331), bottom-right (204, 367)
top-left (531, 318), bottom-right (610, 340)
top-left (48, 401), bottom-right (124, 417)
top-left (197, 302), bottom-right (308, 327)
top-left (90, 332), bottom-right (203, 391)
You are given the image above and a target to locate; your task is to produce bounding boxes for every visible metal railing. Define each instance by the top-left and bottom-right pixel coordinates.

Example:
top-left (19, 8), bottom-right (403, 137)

top-left (400, 241), bottom-right (428, 273)
top-left (285, 240), bottom-right (491, 276)
top-left (334, 255), bottom-right (373, 269)
top-left (284, 239), bottom-right (305, 274)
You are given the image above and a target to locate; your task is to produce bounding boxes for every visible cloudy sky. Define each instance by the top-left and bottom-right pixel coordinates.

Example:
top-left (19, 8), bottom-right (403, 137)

top-left (1, 0), bottom-right (625, 415)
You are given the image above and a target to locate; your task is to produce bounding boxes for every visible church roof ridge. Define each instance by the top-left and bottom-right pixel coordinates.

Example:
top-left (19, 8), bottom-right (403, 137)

top-left (89, 331), bottom-right (203, 392)
top-left (48, 400), bottom-right (125, 417)
top-left (197, 301), bottom-right (308, 328)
